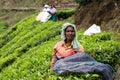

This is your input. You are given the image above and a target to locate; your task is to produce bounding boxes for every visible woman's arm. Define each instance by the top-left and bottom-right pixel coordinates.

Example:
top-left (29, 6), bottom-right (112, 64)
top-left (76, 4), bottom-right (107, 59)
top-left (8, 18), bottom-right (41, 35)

top-left (50, 49), bottom-right (57, 69)
top-left (47, 8), bottom-right (56, 15)
top-left (50, 55), bottom-right (56, 69)
top-left (77, 45), bottom-right (84, 52)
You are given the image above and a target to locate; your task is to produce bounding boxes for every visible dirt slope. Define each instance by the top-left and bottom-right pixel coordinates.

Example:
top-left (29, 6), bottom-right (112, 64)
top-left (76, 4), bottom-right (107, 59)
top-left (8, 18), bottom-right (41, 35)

top-left (75, 0), bottom-right (120, 32)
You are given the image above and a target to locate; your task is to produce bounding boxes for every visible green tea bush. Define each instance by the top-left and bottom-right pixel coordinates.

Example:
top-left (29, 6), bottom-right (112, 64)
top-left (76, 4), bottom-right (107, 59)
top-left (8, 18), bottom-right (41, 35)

top-left (77, 31), bottom-right (120, 69)
top-left (0, 21), bottom-right (8, 34)
top-left (57, 9), bottom-right (76, 20)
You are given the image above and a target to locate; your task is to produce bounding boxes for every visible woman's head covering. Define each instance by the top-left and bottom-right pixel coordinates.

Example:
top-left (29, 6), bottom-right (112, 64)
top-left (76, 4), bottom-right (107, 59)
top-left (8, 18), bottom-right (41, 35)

top-left (44, 4), bottom-right (51, 9)
top-left (61, 23), bottom-right (80, 50)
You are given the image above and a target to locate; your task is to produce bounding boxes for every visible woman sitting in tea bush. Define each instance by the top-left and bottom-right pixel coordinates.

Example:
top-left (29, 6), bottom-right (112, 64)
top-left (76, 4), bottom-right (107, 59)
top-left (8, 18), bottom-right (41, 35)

top-left (50, 23), bottom-right (114, 80)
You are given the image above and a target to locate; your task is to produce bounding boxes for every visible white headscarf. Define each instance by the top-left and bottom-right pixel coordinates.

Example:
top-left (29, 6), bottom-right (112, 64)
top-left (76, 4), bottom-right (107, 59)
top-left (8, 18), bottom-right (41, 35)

top-left (61, 23), bottom-right (80, 50)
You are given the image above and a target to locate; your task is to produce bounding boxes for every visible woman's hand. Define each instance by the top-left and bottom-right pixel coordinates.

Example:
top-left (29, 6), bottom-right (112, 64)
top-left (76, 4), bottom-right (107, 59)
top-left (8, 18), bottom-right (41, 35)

top-left (50, 63), bottom-right (55, 69)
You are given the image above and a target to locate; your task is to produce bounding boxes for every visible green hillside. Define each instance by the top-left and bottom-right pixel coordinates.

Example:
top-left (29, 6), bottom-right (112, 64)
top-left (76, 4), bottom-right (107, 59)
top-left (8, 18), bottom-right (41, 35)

top-left (0, 21), bottom-right (8, 34)
top-left (0, 12), bottom-right (120, 79)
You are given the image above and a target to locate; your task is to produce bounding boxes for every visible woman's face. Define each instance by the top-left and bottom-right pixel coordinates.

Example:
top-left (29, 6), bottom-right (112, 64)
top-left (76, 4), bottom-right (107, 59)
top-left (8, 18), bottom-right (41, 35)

top-left (65, 26), bottom-right (75, 41)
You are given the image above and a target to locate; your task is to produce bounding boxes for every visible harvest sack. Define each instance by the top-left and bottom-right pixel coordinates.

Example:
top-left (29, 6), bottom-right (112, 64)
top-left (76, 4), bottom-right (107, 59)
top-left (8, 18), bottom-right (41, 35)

top-left (53, 53), bottom-right (114, 80)
top-left (84, 24), bottom-right (101, 36)
top-left (36, 5), bottom-right (51, 22)
top-left (36, 12), bottom-right (51, 22)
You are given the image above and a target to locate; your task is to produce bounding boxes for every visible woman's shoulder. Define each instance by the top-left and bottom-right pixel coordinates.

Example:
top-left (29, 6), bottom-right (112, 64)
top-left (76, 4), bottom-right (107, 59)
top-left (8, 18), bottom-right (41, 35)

top-left (56, 40), bottom-right (64, 45)
top-left (54, 40), bottom-right (64, 48)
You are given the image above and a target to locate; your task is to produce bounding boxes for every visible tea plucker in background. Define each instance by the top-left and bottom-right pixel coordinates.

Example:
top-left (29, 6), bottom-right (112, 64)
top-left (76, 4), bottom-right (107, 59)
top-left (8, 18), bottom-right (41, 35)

top-left (50, 23), bottom-right (84, 68)
top-left (47, 3), bottom-right (57, 22)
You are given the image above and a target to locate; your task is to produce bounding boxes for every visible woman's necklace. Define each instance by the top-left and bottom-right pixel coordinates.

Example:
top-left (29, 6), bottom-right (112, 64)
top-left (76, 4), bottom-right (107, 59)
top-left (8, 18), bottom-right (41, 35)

top-left (65, 39), bottom-right (72, 47)
top-left (66, 42), bottom-right (71, 47)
